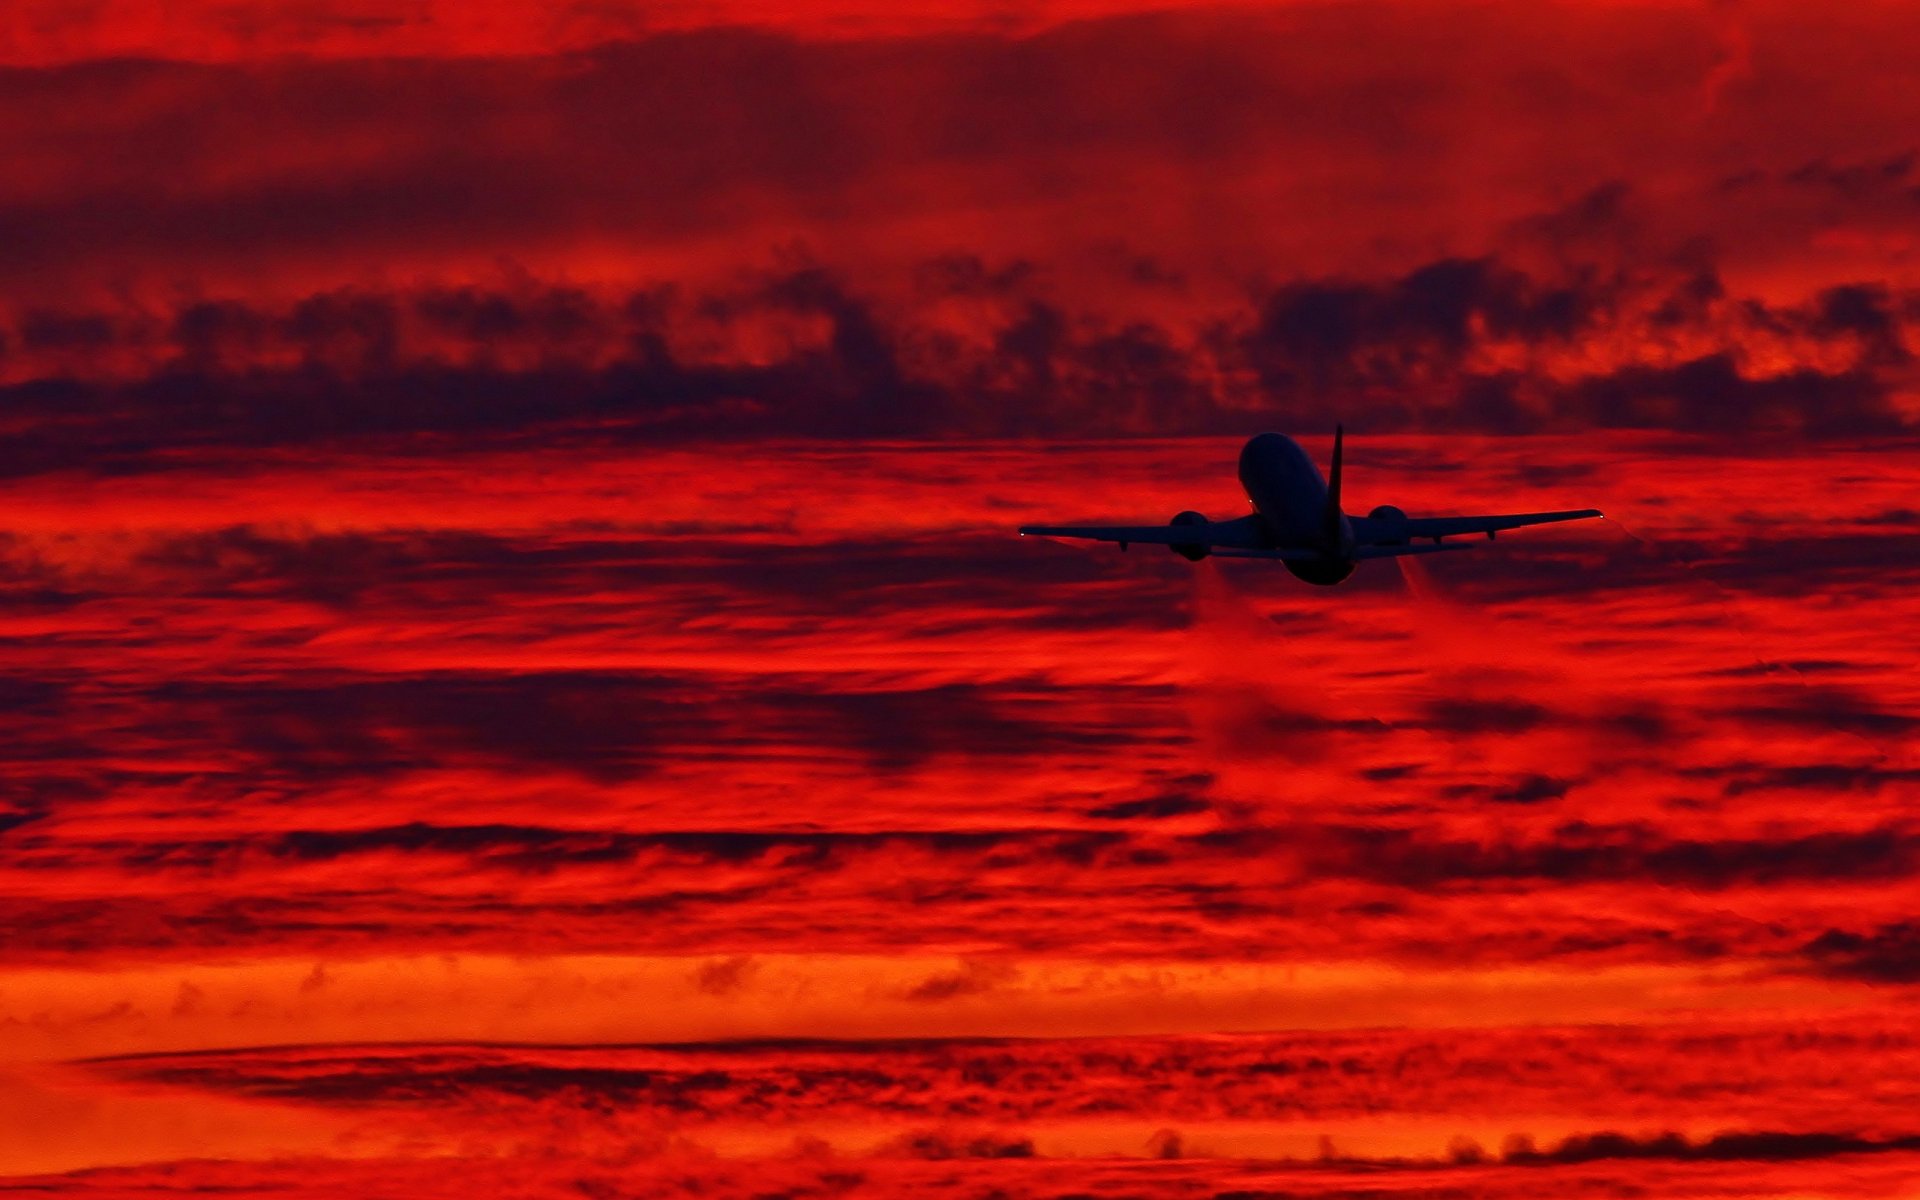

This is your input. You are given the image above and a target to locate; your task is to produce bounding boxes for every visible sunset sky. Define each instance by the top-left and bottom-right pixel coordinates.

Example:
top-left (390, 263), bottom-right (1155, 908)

top-left (5, 2), bottom-right (1920, 1196)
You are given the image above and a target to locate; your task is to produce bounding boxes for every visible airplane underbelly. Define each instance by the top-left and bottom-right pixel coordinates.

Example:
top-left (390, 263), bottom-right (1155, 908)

top-left (1249, 480), bottom-right (1311, 543)
top-left (1238, 439), bottom-right (1327, 546)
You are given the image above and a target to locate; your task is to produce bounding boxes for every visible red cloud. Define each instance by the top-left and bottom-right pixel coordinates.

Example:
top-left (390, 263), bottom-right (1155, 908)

top-left (5, 4), bottom-right (1920, 1191)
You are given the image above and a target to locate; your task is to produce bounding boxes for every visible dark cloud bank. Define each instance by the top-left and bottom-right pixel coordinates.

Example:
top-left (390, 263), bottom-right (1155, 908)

top-left (8, 5), bottom-right (1920, 468)
top-left (0, 254), bottom-right (1913, 475)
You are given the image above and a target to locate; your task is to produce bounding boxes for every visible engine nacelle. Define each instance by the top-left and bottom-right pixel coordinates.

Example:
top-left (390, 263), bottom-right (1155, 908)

top-left (1367, 504), bottom-right (1409, 545)
top-left (1168, 510), bottom-right (1211, 561)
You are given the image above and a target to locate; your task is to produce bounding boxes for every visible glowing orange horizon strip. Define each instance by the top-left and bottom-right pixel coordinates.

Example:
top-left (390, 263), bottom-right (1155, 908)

top-left (0, 952), bottom-right (1868, 1065)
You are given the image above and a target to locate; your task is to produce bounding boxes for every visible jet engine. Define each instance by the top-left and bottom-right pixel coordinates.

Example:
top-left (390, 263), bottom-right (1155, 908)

top-left (1168, 510), bottom-right (1210, 561)
top-left (1367, 504), bottom-right (1409, 545)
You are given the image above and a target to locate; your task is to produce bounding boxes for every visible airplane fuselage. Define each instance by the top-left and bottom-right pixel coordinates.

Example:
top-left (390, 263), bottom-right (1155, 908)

top-left (1236, 433), bottom-right (1356, 585)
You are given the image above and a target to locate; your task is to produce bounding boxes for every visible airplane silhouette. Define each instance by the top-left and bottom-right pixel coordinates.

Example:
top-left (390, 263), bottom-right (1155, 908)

top-left (1019, 429), bottom-right (1602, 586)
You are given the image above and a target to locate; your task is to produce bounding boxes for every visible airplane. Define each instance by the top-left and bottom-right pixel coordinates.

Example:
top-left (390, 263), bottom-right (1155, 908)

top-left (1018, 428), bottom-right (1602, 586)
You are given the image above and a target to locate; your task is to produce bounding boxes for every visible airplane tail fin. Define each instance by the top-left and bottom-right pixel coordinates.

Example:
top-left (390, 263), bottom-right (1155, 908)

top-left (1323, 424), bottom-right (1344, 550)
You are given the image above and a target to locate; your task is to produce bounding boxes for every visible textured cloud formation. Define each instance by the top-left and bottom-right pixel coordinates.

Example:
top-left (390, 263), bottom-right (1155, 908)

top-left (8, 2), bottom-right (1920, 287)
top-left (2, 2), bottom-right (1919, 465)
top-left (16, 1019), bottom-right (1920, 1185)
top-left (0, 253), bottom-right (1914, 473)
top-left (0, 438), bottom-right (1915, 978)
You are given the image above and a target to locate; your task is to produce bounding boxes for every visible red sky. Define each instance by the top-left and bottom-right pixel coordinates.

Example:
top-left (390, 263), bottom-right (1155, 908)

top-left (4, 2), bottom-right (1920, 1195)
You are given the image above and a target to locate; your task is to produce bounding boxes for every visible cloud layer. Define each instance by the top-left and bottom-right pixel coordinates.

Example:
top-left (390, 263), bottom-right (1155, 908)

top-left (7, 3), bottom-right (1920, 1196)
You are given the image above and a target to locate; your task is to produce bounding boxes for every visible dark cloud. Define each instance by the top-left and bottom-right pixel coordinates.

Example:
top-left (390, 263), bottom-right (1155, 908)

top-left (900, 960), bottom-right (1012, 1003)
top-left (1472, 775), bottom-right (1573, 806)
top-left (0, 525), bottom-right (1149, 624)
top-left (1242, 257), bottom-right (1607, 394)
top-left (1568, 354), bottom-right (1897, 435)
top-left (1086, 794), bottom-right (1212, 821)
top-left (0, 806), bottom-right (48, 835)
top-left (1422, 528), bottom-right (1920, 608)
top-left (877, 1129), bottom-right (1035, 1159)
top-left (0, 677), bottom-right (68, 715)
top-left (1510, 1127), bottom-right (1920, 1165)
top-left (692, 955), bottom-right (757, 996)
top-left (1722, 764), bottom-right (1920, 797)
top-left (122, 673), bottom-right (1131, 781)
top-left (1810, 283), bottom-right (1909, 363)
top-left (45, 822), bottom-right (1133, 878)
top-left (1780, 151), bottom-right (1919, 199)
top-left (0, 247), bottom-right (1915, 470)
top-left (1419, 697), bottom-right (1553, 736)
top-left (17, 310), bottom-right (116, 352)
top-left (1242, 266), bottom-right (1911, 437)
top-left (1196, 823), bottom-right (1920, 892)
top-left (97, 1027), bottom-right (1920, 1167)
top-left (1800, 922), bottom-right (1920, 983)
top-left (1728, 686), bottom-right (1920, 738)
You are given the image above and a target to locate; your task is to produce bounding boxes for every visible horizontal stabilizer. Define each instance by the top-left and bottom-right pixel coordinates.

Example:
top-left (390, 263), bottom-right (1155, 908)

top-left (1351, 542), bottom-right (1473, 560)
top-left (1209, 547), bottom-right (1337, 561)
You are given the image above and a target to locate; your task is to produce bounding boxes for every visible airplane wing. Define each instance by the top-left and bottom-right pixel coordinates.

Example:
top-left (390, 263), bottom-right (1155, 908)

top-left (1350, 508), bottom-right (1602, 544)
top-left (1019, 514), bottom-right (1269, 550)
